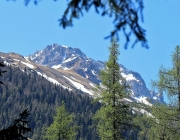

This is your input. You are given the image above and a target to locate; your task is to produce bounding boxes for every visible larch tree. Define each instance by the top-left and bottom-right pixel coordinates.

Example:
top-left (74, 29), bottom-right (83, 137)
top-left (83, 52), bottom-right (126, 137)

top-left (136, 46), bottom-right (180, 139)
top-left (92, 39), bottom-right (133, 140)
top-left (135, 104), bottom-right (180, 140)
top-left (152, 46), bottom-right (180, 110)
top-left (151, 46), bottom-right (180, 138)
top-left (44, 102), bottom-right (78, 140)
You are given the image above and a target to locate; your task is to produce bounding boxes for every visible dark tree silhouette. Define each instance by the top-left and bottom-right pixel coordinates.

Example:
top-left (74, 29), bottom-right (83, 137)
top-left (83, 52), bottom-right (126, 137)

top-left (0, 59), bottom-right (6, 85)
top-left (23, 0), bottom-right (147, 48)
top-left (0, 109), bottom-right (31, 140)
top-left (0, 59), bottom-right (31, 139)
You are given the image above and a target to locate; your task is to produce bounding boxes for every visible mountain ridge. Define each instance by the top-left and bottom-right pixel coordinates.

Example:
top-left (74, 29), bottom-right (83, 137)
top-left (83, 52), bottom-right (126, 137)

top-left (0, 44), bottom-right (164, 105)
top-left (28, 44), bottom-right (164, 104)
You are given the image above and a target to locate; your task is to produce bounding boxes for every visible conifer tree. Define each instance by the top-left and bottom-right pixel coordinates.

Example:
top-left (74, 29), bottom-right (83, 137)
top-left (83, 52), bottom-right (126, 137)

top-left (0, 59), bottom-right (31, 139)
top-left (93, 39), bottom-right (133, 140)
top-left (0, 109), bottom-right (31, 140)
top-left (153, 46), bottom-right (180, 110)
top-left (44, 102), bottom-right (78, 140)
top-left (0, 59), bottom-right (6, 85)
top-left (135, 104), bottom-right (180, 140)
top-left (136, 46), bottom-right (180, 139)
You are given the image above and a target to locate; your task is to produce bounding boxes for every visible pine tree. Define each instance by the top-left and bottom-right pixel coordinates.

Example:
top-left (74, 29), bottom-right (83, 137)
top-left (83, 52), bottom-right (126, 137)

top-left (44, 102), bottom-right (78, 140)
top-left (92, 39), bottom-right (133, 140)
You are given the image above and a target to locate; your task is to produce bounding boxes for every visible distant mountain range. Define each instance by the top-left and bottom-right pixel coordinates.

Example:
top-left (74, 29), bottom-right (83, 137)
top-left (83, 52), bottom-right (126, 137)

top-left (0, 44), bottom-right (164, 105)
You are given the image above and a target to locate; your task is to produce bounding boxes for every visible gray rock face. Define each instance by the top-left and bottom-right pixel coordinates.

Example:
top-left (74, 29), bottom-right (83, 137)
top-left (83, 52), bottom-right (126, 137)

top-left (29, 44), bottom-right (104, 84)
top-left (28, 44), bottom-right (164, 103)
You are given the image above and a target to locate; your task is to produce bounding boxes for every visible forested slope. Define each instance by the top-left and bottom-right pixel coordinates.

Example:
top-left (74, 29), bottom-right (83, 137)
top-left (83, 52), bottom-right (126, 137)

top-left (0, 65), bottom-right (100, 140)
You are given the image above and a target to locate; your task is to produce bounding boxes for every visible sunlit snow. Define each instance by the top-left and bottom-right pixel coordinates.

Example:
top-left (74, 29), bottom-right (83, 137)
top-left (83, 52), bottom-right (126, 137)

top-left (123, 98), bottom-right (133, 102)
top-left (63, 67), bottom-right (71, 70)
top-left (153, 93), bottom-right (161, 100)
top-left (52, 64), bottom-right (62, 69)
top-left (121, 73), bottom-right (139, 82)
top-left (134, 96), bottom-right (152, 106)
top-left (13, 59), bottom-right (34, 69)
top-left (62, 57), bottom-right (77, 63)
top-left (36, 72), bottom-right (71, 90)
top-left (24, 57), bottom-right (30, 62)
top-left (63, 76), bottom-right (93, 95)
top-left (3, 61), bottom-right (10, 66)
top-left (62, 45), bottom-right (69, 48)
top-left (91, 70), bottom-right (96, 75)
top-left (89, 82), bottom-right (96, 88)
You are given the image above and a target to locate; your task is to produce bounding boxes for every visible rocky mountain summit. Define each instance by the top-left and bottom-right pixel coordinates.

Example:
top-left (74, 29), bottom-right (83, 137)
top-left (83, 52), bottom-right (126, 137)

top-left (28, 44), bottom-right (164, 104)
top-left (29, 44), bottom-right (104, 84)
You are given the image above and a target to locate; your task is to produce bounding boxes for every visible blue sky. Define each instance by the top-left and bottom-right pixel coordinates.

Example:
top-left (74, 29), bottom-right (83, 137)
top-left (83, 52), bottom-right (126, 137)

top-left (1, 0), bottom-right (180, 101)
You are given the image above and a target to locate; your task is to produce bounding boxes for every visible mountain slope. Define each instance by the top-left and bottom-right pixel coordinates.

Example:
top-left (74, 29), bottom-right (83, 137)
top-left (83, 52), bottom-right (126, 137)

top-left (28, 44), bottom-right (164, 103)
top-left (0, 52), bottom-right (95, 95)
top-left (0, 65), bottom-right (100, 139)
top-left (0, 44), bottom-right (164, 105)
top-left (29, 44), bottom-right (104, 84)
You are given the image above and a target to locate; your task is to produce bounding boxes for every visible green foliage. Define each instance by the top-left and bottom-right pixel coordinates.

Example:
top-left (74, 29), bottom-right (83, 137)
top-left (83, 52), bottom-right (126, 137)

top-left (93, 39), bottom-right (133, 140)
top-left (135, 104), bottom-right (180, 140)
top-left (44, 102), bottom-right (78, 140)
top-left (135, 46), bottom-right (180, 139)
top-left (0, 65), bottom-right (100, 140)
top-left (0, 108), bottom-right (31, 140)
top-left (152, 46), bottom-right (180, 110)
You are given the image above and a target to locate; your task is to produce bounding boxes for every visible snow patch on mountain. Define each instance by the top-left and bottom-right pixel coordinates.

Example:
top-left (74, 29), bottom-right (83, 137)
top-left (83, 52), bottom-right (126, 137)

top-left (28, 44), bottom-right (164, 103)
top-left (3, 61), bottom-right (10, 66)
top-left (123, 98), bottom-right (133, 103)
top-left (63, 76), bottom-right (93, 95)
top-left (52, 64), bottom-right (62, 69)
top-left (13, 59), bottom-right (34, 69)
top-left (21, 61), bottom-right (34, 69)
top-left (63, 57), bottom-right (77, 63)
top-left (36, 71), bottom-right (70, 90)
top-left (91, 70), bottom-right (96, 75)
top-left (62, 45), bottom-right (69, 48)
top-left (121, 73), bottom-right (139, 82)
top-left (89, 82), bottom-right (96, 88)
top-left (24, 57), bottom-right (31, 62)
top-left (134, 96), bottom-right (152, 106)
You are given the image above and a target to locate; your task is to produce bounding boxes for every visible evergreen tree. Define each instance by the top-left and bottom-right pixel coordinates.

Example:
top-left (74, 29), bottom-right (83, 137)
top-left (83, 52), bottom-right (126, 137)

top-left (152, 46), bottom-right (180, 110)
top-left (44, 102), bottom-right (78, 140)
top-left (93, 39), bottom-right (133, 140)
top-left (136, 46), bottom-right (180, 139)
top-left (0, 60), bottom-right (31, 139)
top-left (134, 104), bottom-right (180, 140)
top-left (0, 109), bottom-right (31, 140)
top-left (0, 59), bottom-right (6, 85)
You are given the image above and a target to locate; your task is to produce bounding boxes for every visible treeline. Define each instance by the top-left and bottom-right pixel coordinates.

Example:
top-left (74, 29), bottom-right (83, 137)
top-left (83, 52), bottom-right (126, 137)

top-left (0, 65), bottom-right (101, 139)
top-left (1, 43), bottom-right (180, 140)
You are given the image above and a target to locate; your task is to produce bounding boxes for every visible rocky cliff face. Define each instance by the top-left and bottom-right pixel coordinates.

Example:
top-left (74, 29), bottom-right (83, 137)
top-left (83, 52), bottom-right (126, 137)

top-left (29, 44), bottom-right (104, 84)
top-left (28, 44), bottom-right (164, 104)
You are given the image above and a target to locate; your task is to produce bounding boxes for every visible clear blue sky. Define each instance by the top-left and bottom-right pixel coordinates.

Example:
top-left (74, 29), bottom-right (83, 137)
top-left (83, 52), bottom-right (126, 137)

top-left (1, 0), bottom-right (180, 100)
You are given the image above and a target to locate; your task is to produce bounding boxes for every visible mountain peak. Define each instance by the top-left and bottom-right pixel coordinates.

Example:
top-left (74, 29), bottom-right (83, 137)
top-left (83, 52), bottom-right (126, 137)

top-left (27, 43), bottom-right (164, 103)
